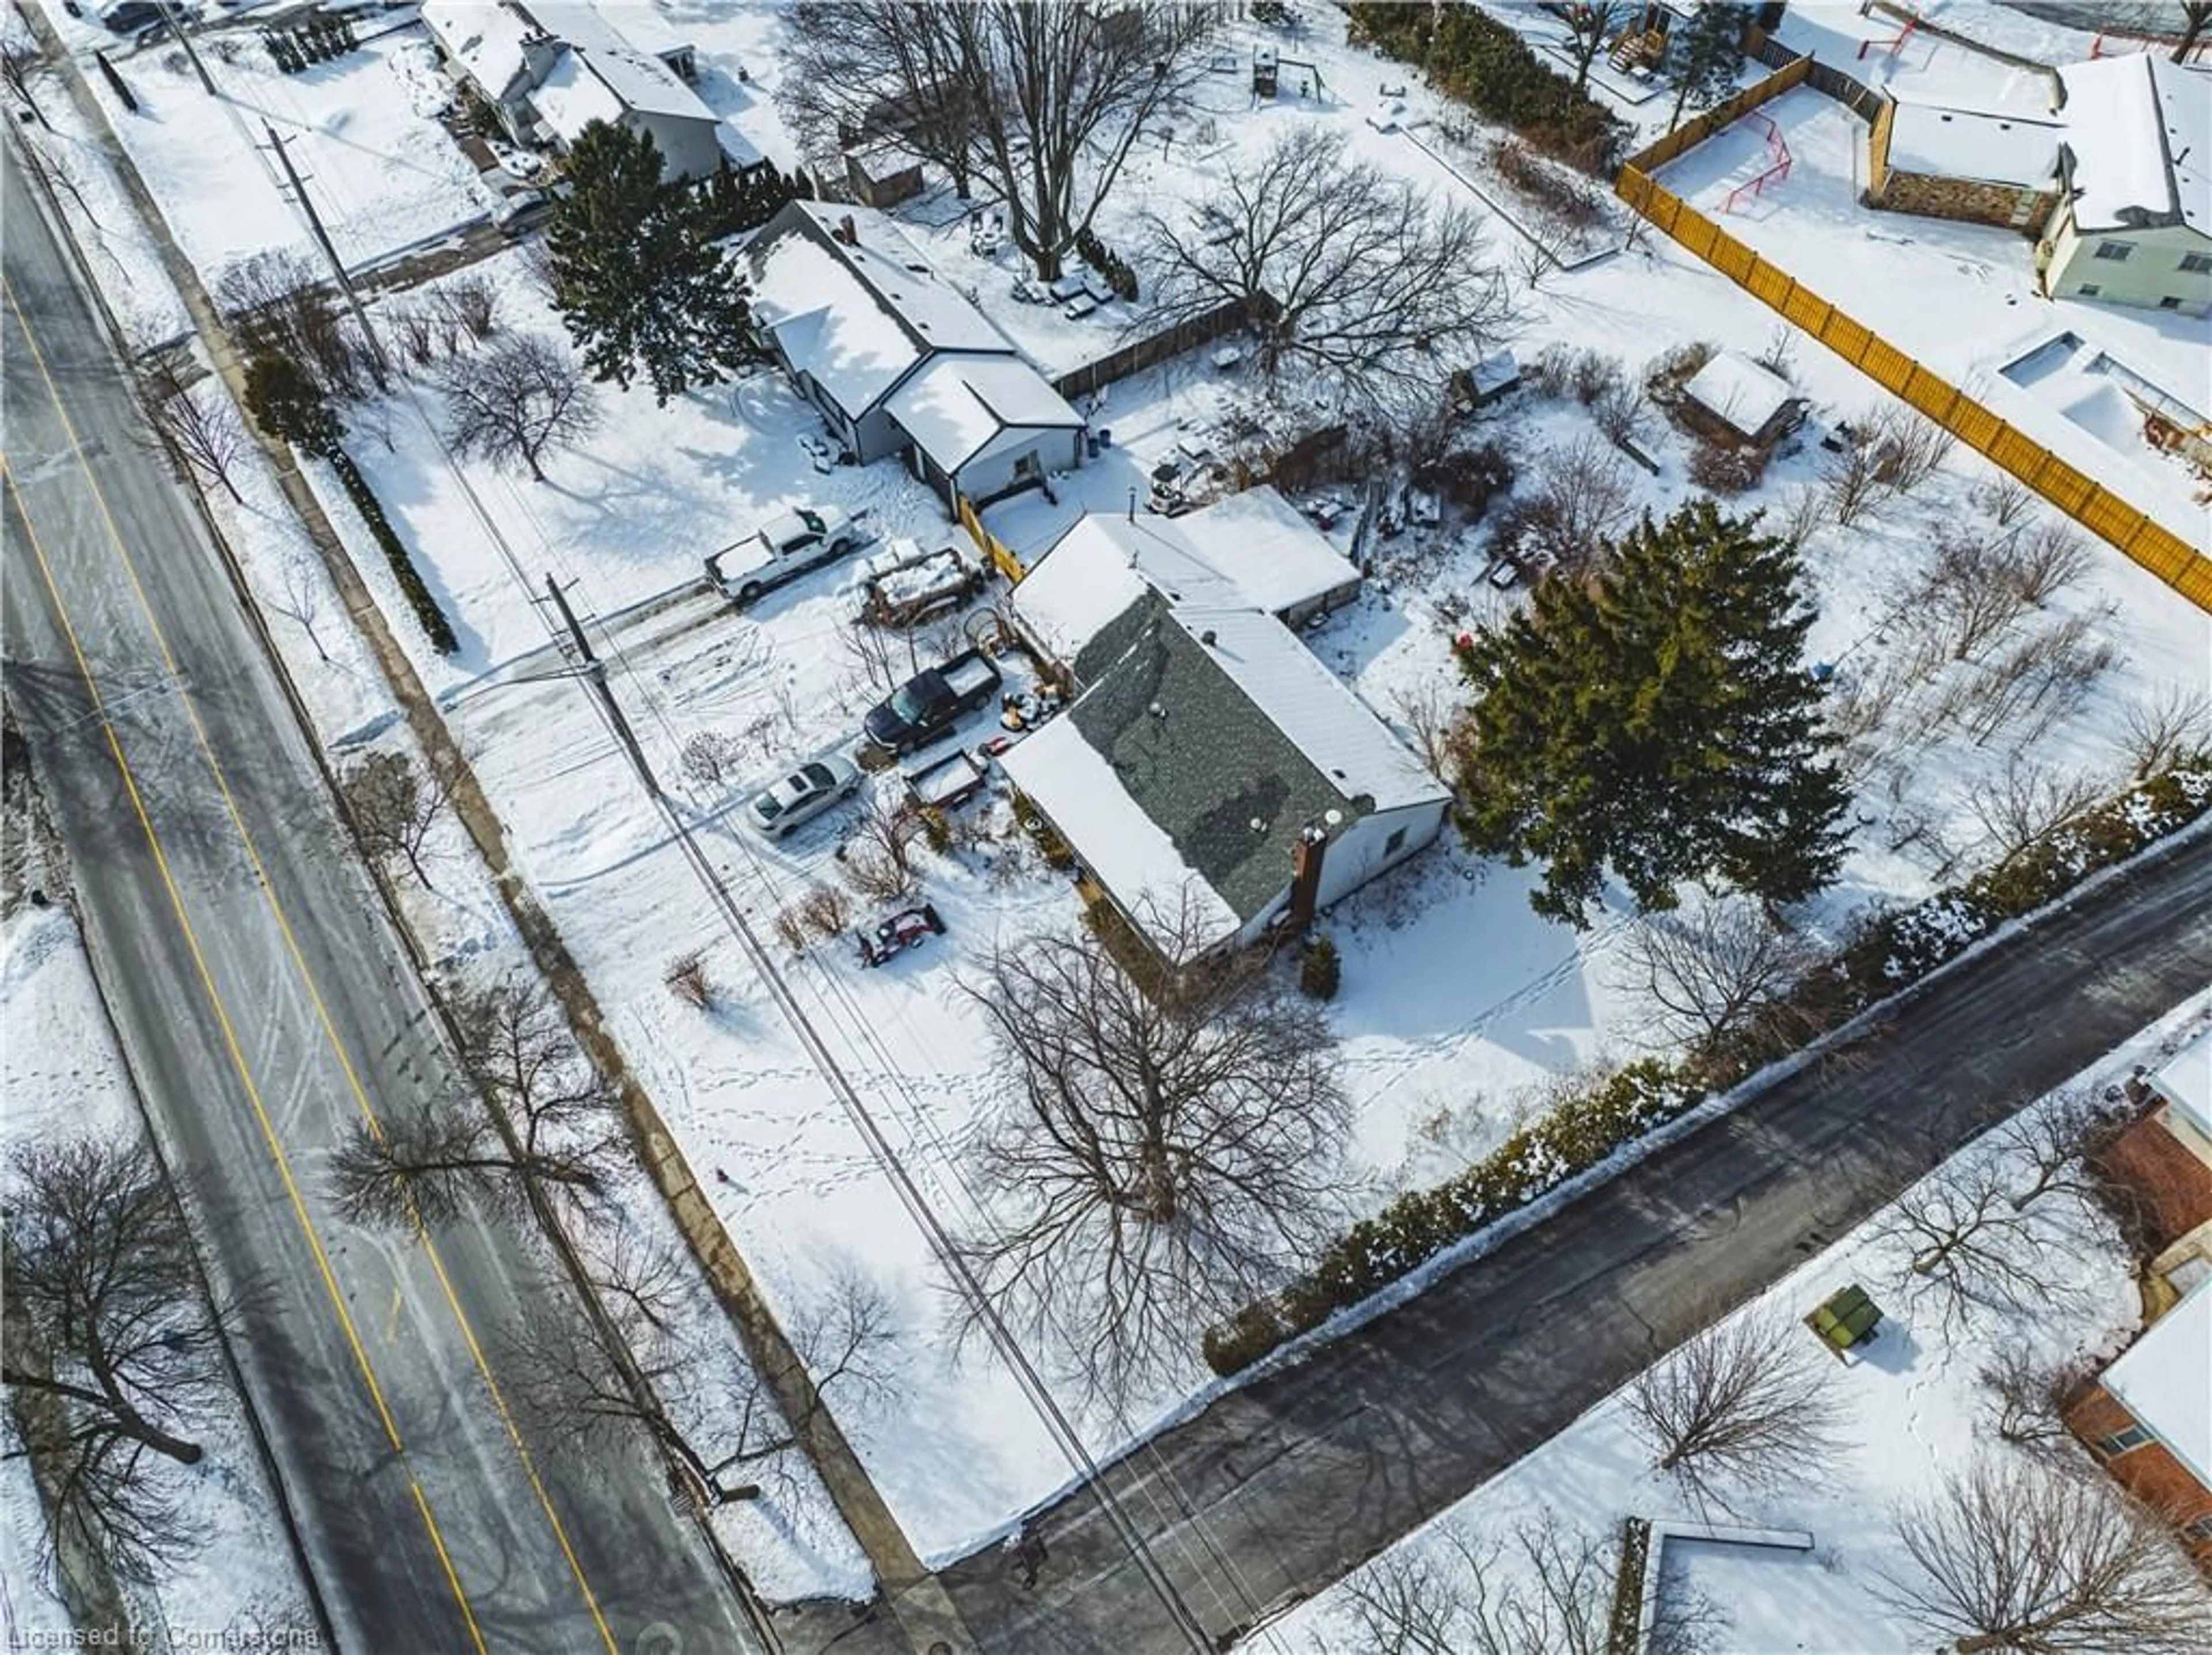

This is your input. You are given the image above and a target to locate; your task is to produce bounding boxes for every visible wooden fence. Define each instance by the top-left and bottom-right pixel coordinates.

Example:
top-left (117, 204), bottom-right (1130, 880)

top-left (956, 492), bottom-right (1025, 582)
top-left (1616, 75), bottom-right (2212, 613)
top-left (1049, 298), bottom-right (1245, 402)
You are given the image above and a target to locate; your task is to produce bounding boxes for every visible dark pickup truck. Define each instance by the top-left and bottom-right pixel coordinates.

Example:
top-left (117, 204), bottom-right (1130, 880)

top-left (863, 650), bottom-right (1003, 754)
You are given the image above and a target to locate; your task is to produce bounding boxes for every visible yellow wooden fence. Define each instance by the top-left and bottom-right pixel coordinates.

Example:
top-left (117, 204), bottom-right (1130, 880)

top-left (1616, 90), bottom-right (2211, 613)
top-left (956, 493), bottom-right (1025, 582)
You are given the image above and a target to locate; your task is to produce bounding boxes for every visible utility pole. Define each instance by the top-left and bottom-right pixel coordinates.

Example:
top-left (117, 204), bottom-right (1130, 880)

top-left (260, 119), bottom-right (390, 378)
top-left (543, 573), bottom-right (658, 794)
top-left (154, 1), bottom-right (215, 96)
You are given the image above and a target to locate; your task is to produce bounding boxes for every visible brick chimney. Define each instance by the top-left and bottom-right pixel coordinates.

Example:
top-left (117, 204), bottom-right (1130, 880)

top-left (835, 213), bottom-right (859, 246)
top-left (1285, 825), bottom-right (1328, 931)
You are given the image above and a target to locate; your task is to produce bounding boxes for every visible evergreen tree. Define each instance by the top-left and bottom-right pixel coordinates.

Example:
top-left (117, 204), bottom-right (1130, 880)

top-left (1454, 500), bottom-right (1850, 927)
top-left (546, 122), bottom-right (763, 406)
top-left (241, 353), bottom-right (344, 458)
top-left (1668, 3), bottom-right (1749, 133)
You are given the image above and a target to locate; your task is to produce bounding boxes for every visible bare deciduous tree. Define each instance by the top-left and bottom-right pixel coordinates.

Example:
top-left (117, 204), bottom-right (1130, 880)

top-left (1996, 1085), bottom-right (2117, 1213)
top-left (339, 746), bottom-right (454, 891)
top-left (2010, 520), bottom-right (2093, 606)
top-left (2119, 684), bottom-right (2212, 780)
top-left (433, 272), bottom-right (499, 342)
top-left (1390, 681), bottom-right (1459, 777)
top-left (329, 977), bottom-right (624, 1228)
top-left (959, 899), bottom-right (1351, 1392)
top-left (2, 1136), bottom-right (224, 1583)
top-left (1138, 127), bottom-right (1514, 415)
top-left (1624, 1310), bottom-right (1848, 1513)
top-left (1970, 473), bottom-right (2034, 527)
top-left (1966, 755), bottom-right (2103, 868)
top-left (1333, 1508), bottom-right (1719, 1655)
top-left (1491, 434), bottom-right (1635, 577)
top-left (1622, 899), bottom-right (1820, 1058)
top-left (1916, 528), bottom-right (2033, 664)
top-left (1872, 1150), bottom-right (2052, 1336)
top-left (1975, 1348), bottom-right (2091, 1464)
top-left (437, 334), bottom-right (600, 483)
top-left (781, 3), bottom-right (1218, 280)
top-left (1877, 1458), bottom-right (2212, 1655)
top-left (1820, 431), bottom-right (1885, 527)
top-left (132, 353), bottom-right (247, 505)
top-left (1863, 402), bottom-right (1956, 494)
top-left (1559, 0), bottom-right (1635, 91)
top-left (217, 248), bottom-right (380, 399)
top-left (263, 550), bottom-right (331, 663)
top-left (505, 1255), bottom-right (898, 1506)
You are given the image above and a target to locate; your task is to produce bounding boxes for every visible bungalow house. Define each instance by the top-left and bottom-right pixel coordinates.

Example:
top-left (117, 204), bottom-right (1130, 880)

top-left (1002, 512), bottom-right (1441, 958)
top-left (2065, 1026), bottom-right (2212, 1573)
top-left (747, 200), bottom-right (1085, 509)
top-left (421, 1), bottom-right (744, 183)
top-left (1680, 350), bottom-right (1808, 449)
top-left (2039, 53), bottom-right (2212, 317)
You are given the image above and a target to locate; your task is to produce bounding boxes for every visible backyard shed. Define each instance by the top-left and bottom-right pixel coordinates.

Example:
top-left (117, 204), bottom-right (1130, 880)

top-left (1681, 350), bottom-right (1809, 449)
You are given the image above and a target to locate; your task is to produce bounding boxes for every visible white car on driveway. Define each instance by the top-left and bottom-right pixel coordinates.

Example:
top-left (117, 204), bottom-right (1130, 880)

top-left (745, 751), bottom-right (862, 839)
top-left (705, 505), bottom-right (865, 605)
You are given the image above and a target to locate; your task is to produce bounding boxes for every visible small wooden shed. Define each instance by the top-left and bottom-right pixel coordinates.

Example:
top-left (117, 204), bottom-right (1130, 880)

top-left (1681, 350), bottom-right (1809, 450)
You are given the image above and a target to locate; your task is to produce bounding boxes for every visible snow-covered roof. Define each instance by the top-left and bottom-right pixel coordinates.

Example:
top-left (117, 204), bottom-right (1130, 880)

top-left (2058, 54), bottom-right (2211, 237)
top-left (748, 202), bottom-right (1022, 419)
top-left (1887, 103), bottom-right (2063, 188)
top-left (1012, 500), bottom-right (1353, 665)
top-left (751, 233), bottom-right (928, 419)
top-left (1179, 487), bottom-right (1361, 619)
top-left (421, 0), bottom-right (536, 103)
top-left (1684, 350), bottom-right (1802, 441)
top-left (999, 717), bottom-right (1244, 944)
top-left (2101, 1278), bottom-right (2212, 1489)
top-left (884, 354), bottom-right (1081, 474)
top-left (2152, 1025), bottom-right (2212, 1142)
top-left (1166, 605), bottom-right (1446, 816)
top-left (527, 47), bottom-right (626, 143)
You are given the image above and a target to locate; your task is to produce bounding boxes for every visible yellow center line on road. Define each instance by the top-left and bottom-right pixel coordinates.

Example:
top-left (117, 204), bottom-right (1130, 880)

top-left (3, 280), bottom-right (623, 1654)
top-left (1, 471), bottom-right (491, 1655)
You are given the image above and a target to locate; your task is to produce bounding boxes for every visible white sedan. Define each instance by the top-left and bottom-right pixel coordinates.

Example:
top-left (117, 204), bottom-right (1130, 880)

top-left (745, 752), bottom-right (862, 839)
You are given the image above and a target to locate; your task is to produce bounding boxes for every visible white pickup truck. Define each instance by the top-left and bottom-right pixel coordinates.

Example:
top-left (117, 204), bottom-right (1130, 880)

top-left (704, 505), bottom-right (865, 605)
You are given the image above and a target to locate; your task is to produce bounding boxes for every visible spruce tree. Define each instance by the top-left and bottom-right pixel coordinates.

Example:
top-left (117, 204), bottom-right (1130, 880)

top-left (1455, 499), bottom-right (1850, 927)
top-left (546, 122), bottom-right (762, 406)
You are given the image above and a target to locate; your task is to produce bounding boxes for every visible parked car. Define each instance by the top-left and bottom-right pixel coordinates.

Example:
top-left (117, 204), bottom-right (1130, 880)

top-left (744, 752), bottom-right (861, 839)
top-left (863, 650), bottom-right (1003, 755)
top-left (705, 504), bottom-right (864, 605)
top-left (99, 0), bottom-right (164, 35)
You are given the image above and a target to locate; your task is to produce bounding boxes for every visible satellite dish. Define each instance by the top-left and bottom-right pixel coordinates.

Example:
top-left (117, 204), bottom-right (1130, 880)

top-left (1324, 809), bottom-right (1343, 828)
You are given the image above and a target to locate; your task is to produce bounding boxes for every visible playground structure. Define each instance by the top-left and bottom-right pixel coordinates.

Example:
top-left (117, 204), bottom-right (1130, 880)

top-left (1719, 110), bottom-right (1792, 213)
top-left (1858, 14), bottom-right (1918, 60)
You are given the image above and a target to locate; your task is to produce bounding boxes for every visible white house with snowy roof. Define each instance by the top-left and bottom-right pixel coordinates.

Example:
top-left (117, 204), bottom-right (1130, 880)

top-left (2039, 53), bottom-right (2211, 316)
top-left (421, 0), bottom-right (743, 182)
top-left (1002, 507), bottom-right (1441, 958)
top-left (746, 200), bottom-right (1085, 510)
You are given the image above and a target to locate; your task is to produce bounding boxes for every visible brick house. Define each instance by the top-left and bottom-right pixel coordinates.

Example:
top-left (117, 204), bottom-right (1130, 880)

top-left (2063, 1025), bottom-right (2212, 1573)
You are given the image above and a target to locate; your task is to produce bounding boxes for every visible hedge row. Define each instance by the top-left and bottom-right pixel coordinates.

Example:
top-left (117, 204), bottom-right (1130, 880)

top-left (1202, 757), bottom-right (2212, 1377)
top-left (1345, 3), bottom-right (1632, 175)
top-left (327, 448), bottom-right (459, 656)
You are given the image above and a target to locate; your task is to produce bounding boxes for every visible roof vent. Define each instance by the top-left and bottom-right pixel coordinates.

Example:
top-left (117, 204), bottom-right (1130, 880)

top-left (1250, 817), bottom-right (1267, 834)
top-left (1201, 628), bottom-right (1217, 646)
top-left (1148, 702), bottom-right (1166, 720)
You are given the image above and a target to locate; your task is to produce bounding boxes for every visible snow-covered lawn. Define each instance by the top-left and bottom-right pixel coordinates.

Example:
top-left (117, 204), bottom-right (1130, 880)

top-left (40, 1), bottom-right (496, 282)
top-left (1274, 991), bottom-right (2212, 1655)
top-left (0, 904), bottom-right (316, 1645)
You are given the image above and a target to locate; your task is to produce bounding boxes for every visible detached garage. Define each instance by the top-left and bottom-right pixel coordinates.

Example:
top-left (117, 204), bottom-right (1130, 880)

top-left (886, 354), bottom-right (1086, 511)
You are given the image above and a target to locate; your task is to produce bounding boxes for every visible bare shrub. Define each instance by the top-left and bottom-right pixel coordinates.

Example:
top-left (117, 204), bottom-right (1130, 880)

top-left (1918, 527), bottom-right (2033, 662)
top-left (1752, 322), bottom-right (1797, 382)
top-left (1863, 403), bottom-right (1956, 493)
top-left (390, 301), bottom-right (438, 366)
top-left (1967, 755), bottom-right (2103, 867)
top-left (1820, 434), bottom-right (1885, 527)
top-left (1389, 681), bottom-right (1459, 777)
top-left (1953, 612), bottom-right (2115, 747)
top-left (1625, 1309), bottom-right (1849, 1513)
top-left (771, 905), bottom-right (810, 955)
top-left (435, 272), bottom-right (499, 341)
top-left (1487, 138), bottom-right (1605, 228)
top-left (839, 796), bottom-right (922, 903)
top-left (1687, 438), bottom-right (1765, 495)
top-left (796, 883), bottom-right (850, 939)
top-left (1877, 1458), bottom-right (2212, 1654)
top-left (1775, 482), bottom-right (1826, 552)
top-left (679, 731), bottom-right (747, 790)
top-left (1971, 472), bottom-right (2035, 527)
top-left (664, 953), bottom-right (710, 1009)
top-left (1590, 374), bottom-right (1646, 448)
top-left (2010, 520), bottom-right (2092, 605)
top-left (1643, 340), bottom-right (1717, 409)
top-left (2119, 685), bottom-right (2212, 779)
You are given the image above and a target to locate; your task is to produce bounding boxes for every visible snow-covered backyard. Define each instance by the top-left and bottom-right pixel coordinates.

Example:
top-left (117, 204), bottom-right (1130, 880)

top-left (1274, 992), bottom-right (2212, 1654)
top-left (16, 0), bottom-right (2211, 1600)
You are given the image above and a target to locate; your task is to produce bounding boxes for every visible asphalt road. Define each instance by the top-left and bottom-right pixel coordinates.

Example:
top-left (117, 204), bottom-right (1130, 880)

top-left (2, 150), bottom-right (752, 1654)
top-left (923, 824), bottom-right (2212, 1652)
